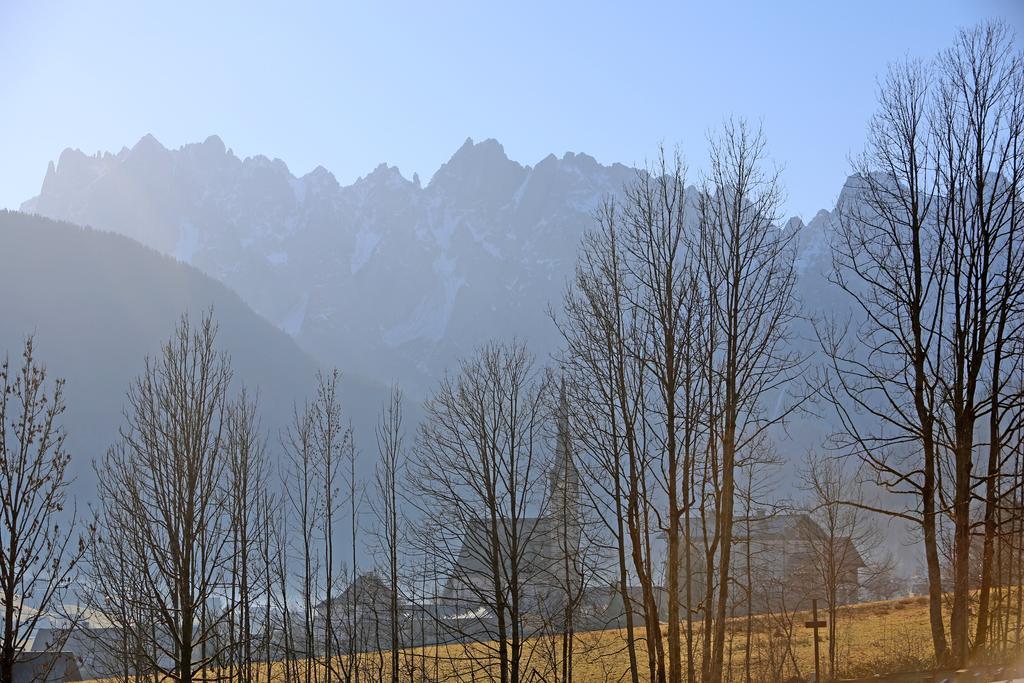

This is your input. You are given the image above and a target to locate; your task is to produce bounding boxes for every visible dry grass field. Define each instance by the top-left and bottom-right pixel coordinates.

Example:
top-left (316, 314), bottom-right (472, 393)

top-left (383, 596), bottom-right (943, 682)
top-left (90, 593), bottom-right (1024, 683)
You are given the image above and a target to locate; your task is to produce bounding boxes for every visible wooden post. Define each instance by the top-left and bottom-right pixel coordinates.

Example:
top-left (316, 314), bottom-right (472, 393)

top-left (804, 598), bottom-right (826, 681)
top-left (812, 599), bottom-right (821, 681)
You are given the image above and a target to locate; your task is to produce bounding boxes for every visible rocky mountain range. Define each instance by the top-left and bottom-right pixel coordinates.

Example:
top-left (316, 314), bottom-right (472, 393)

top-left (22, 135), bottom-right (831, 396)
top-left (23, 136), bottom-right (650, 394)
top-left (19, 134), bottom-right (850, 408)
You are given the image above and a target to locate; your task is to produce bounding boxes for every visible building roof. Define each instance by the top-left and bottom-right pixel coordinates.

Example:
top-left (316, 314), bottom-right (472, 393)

top-left (316, 571), bottom-right (397, 612)
top-left (450, 516), bottom-right (563, 579)
top-left (10, 600), bottom-right (115, 630)
top-left (671, 513), bottom-right (868, 569)
top-left (735, 513), bottom-right (825, 541)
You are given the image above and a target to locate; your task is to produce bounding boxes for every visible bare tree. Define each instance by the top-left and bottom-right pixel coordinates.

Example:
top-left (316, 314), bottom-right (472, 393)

top-left (339, 397), bottom-right (360, 683)
top-left (556, 127), bottom-right (795, 683)
top-left (87, 312), bottom-right (234, 683)
top-left (614, 148), bottom-right (699, 683)
top-left (557, 147), bottom-right (709, 683)
top-left (269, 487), bottom-right (299, 683)
top-left (372, 384), bottom-right (404, 683)
top-left (407, 341), bottom-right (551, 683)
top-left (819, 53), bottom-right (947, 662)
top-left (282, 392), bottom-right (322, 683)
top-left (931, 24), bottom-right (1024, 662)
top-left (801, 452), bottom-right (890, 679)
top-left (254, 486), bottom-right (278, 683)
top-left (225, 388), bottom-right (272, 683)
top-left (556, 197), bottom-right (647, 683)
top-left (821, 21), bottom-right (1024, 667)
top-left (984, 350), bottom-right (1024, 654)
top-left (309, 370), bottom-right (349, 683)
top-left (0, 338), bottom-right (88, 683)
top-left (697, 120), bottom-right (800, 683)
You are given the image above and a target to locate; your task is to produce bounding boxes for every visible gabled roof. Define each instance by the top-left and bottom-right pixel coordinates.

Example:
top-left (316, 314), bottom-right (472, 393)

top-left (450, 516), bottom-right (561, 579)
top-left (834, 535), bottom-right (867, 570)
top-left (316, 571), bottom-right (396, 612)
top-left (672, 513), bottom-right (867, 568)
top-left (735, 514), bottom-right (825, 541)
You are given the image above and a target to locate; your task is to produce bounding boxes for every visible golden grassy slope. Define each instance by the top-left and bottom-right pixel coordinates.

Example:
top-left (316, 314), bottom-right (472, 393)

top-left (399, 596), bottom-right (940, 682)
top-left (87, 593), bottom-right (1024, 682)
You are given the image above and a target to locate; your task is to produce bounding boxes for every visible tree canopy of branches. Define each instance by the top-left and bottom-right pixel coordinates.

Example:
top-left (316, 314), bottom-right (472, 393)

top-left (0, 338), bottom-right (87, 683)
top-left (87, 313), bottom-right (237, 683)
top-left (821, 21), bottom-right (1024, 667)
top-left (407, 341), bottom-right (552, 683)
top-left (556, 121), bottom-right (799, 683)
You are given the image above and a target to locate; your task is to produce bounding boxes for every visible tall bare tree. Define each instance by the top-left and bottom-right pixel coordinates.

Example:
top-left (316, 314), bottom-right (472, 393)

top-left (820, 54), bottom-right (947, 662)
top-left (0, 338), bottom-right (88, 683)
top-left (282, 392), bottom-right (322, 683)
top-left (225, 388), bottom-right (272, 683)
top-left (558, 128), bottom-right (795, 683)
top-left (931, 24), bottom-right (1024, 662)
top-left (558, 147), bottom-right (706, 683)
top-left (87, 312), bottom-right (234, 683)
top-left (698, 120), bottom-right (800, 683)
top-left (309, 370), bottom-right (349, 683)
top-left (616, 148), bottom-right (698, 683)
top-left (372, 385), bottom-right (404, 683)
top-left (821, 21), bottom-right (1024, 667)
top-left (407, 341), bottom-right (550, 683)
top-left (556, 197), bottom-right (647, 683)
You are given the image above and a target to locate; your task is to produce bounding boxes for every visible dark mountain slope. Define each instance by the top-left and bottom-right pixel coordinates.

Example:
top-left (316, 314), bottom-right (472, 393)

top-left (0, 210), bottom-right (386, 503)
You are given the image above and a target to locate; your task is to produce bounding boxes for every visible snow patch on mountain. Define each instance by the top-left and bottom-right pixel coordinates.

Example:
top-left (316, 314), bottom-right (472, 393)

top-left (174, 220), bottom-right (200, 264)
top-left (282, 292), bottom-right (309, 337)
top-left (350, 229), bottom-right (382, 274)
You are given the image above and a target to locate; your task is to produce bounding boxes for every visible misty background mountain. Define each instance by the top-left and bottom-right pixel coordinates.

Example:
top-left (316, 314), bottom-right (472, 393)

top-left (8, 134), bottom-right (884, 561)
top-left (0, 210), bottom-right (389, 504)
top-left (20, 134), bottom-right (846, 392)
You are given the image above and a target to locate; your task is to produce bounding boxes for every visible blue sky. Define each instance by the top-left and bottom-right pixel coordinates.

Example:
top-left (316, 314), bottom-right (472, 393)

top-left (1, 1), bottom-right (1021, 219)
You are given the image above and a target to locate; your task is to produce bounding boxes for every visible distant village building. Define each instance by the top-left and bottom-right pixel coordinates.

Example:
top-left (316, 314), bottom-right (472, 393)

top-left (315, 571), bottom-right (402, 652)
top-left (27, 604), bottom-right (128, 681)
top-left (31, 626), bottom-right (122, 681)
top-left (667, 513), bottom-right (866, 615)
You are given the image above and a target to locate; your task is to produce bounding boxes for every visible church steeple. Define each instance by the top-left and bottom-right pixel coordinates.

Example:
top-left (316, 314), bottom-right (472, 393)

top-left (548, 379), bottom-right (580, 520)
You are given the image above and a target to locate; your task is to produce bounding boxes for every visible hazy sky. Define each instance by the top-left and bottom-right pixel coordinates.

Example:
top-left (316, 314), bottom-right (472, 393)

top-left (2, 1), bottom-right (1022, 220)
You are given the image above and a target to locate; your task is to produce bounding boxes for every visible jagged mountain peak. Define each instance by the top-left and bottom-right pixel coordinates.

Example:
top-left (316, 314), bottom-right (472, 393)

top-left (429, 137), bottom-right (525, 195)
top-left (358, 162), bottom-right (412, 187)
top-left (452, 136), bottom-right (511, 162)
top-left (301, 164), bottom-right (340, 189)
top-left (201, 134), bottom-right (226, 153)
top-left (133, 132), bottom-right (166, 151)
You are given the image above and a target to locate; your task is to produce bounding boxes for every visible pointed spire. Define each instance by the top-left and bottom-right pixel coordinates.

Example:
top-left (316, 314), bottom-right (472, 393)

top-left (558, 376), bottom-right (568, 442)
top-left (549, 375), bottom-right (579, 512)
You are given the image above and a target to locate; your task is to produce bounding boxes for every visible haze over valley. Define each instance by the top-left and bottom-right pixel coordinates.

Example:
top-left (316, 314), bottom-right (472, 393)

top-left (3, 4), bottom-right (1022, 682)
